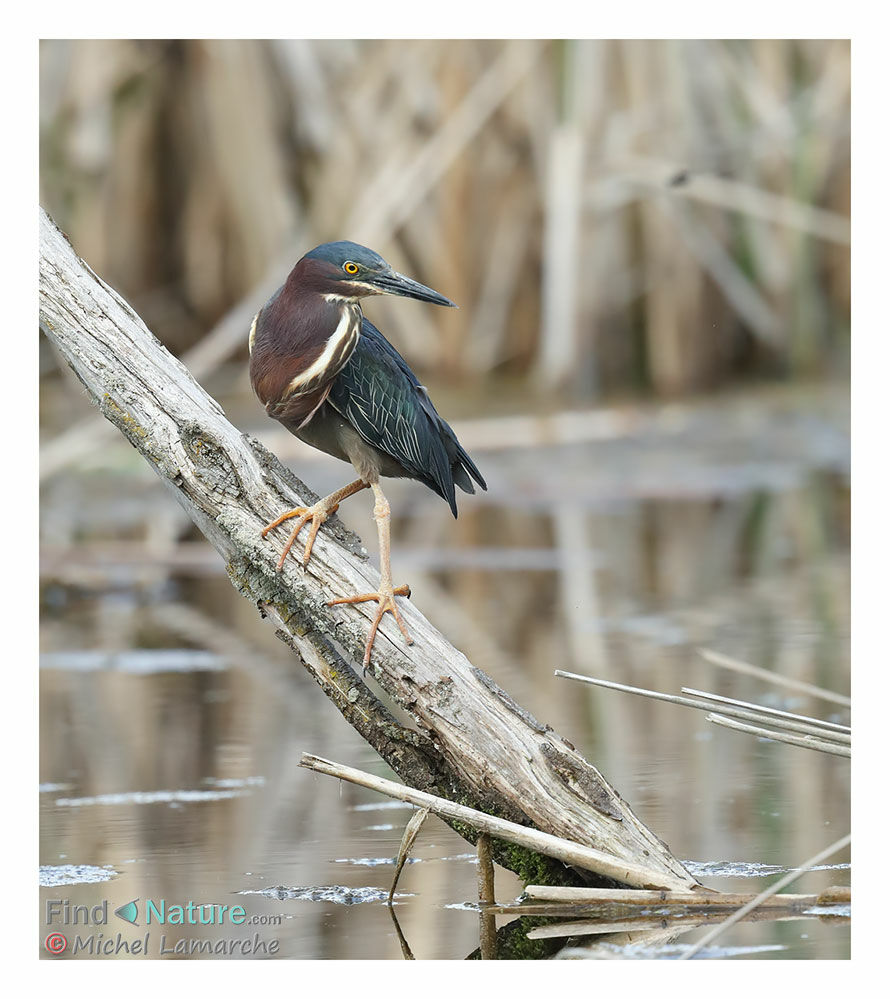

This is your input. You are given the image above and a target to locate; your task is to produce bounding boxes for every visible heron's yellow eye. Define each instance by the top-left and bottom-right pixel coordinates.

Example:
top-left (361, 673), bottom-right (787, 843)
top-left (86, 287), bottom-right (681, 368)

top-left (343, 261), bottom-right (359, 275)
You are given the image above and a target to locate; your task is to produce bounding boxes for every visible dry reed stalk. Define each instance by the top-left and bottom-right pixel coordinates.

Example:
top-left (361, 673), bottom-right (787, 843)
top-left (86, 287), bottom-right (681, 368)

top-left (298, 753), bottom-right (695, 891)
top-left (659, 198), bottom-right (784, 348)
top-left (682, 686), bottom-right (849, 735)
top-left (389, 807), bottom-right (430, 902)
top-left (555, 672), bottom-right (850, 751)
top-left (621, 41), bottom-right (706, 395)
top-left (465, 188), bottom-right (533, 372)
top-left (344, 42), bottom-right (542, 244)
top-left (706, 714), bottom-right (850, 757)
top-left (698, 647), bottom-right (851, 707)
top-left (194, 41), bottom-right (298, 289)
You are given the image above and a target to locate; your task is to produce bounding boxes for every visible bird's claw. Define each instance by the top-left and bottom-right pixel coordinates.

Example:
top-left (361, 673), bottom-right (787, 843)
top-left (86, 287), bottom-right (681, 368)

top-left (261, 499), bottom-right (340, 570)
top-left (328, 584), bottom-right (413, 666)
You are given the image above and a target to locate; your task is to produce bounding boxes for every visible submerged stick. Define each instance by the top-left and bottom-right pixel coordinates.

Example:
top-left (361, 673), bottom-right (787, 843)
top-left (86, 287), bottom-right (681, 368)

top-left (525, 907), bottom-right (823, 940)
top-left (679, 833), bottom-right (851, 960)
top-left (477, 835), bottom-right (497, 960)
top-left (523, 885), bottom-right (837, 907)
top-left (299, 753), bottom-right (695, 890)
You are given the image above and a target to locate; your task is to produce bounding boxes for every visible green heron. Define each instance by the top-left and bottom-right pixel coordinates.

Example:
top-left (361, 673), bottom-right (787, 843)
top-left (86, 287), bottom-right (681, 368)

top-left (249, 241), bottom-right (486, 666)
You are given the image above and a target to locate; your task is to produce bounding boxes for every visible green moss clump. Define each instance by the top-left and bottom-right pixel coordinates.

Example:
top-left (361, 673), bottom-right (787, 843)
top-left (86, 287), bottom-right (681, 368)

top-left (467, 917), bottom-right (565, 960)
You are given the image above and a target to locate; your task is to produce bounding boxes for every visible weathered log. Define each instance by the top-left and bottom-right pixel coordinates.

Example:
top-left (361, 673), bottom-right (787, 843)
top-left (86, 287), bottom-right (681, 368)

top-left (38, 207), bottom-right (697, 891)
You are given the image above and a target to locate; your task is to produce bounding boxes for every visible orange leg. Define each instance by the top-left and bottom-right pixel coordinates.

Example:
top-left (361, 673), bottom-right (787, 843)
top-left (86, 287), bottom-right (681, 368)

top-left (327, 482), bottom-right (413, 666)
top-left (262, 478), bottom-right (368, 570)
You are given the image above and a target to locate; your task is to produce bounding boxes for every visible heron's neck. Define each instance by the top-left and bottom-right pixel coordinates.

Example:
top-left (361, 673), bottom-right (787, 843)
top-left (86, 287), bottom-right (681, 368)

top-left (278, 298), bottom-right (361, 395)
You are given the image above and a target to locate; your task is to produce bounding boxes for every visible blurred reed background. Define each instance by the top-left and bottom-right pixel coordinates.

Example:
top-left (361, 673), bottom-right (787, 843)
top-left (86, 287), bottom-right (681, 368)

top-left (39, 38), bottom-right (849, 396)
top-left (39, 39), bottom-right (850, 960)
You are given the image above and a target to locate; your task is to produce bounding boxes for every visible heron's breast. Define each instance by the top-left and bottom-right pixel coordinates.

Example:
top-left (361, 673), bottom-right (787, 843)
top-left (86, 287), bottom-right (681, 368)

top-left (249, 301), bottom-right (361, 418)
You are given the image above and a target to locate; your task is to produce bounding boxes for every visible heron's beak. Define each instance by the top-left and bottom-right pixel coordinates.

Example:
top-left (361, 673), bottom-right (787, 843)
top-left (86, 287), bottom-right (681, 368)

top-left (370, 268), bottom-right (456, 308)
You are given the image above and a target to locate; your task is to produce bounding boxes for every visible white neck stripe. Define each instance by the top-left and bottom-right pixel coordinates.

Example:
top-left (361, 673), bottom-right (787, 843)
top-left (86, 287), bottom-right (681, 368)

top-left (284, 306), bottom-right (359, 395)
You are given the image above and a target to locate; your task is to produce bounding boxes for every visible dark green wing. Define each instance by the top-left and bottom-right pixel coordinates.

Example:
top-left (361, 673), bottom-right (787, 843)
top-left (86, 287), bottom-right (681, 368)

top-left (327, 318), bottom-right (486, 516)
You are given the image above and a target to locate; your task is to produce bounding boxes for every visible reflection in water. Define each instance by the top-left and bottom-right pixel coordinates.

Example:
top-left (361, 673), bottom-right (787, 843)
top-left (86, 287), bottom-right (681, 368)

top-left (39, 387), bottom-right (849, 959)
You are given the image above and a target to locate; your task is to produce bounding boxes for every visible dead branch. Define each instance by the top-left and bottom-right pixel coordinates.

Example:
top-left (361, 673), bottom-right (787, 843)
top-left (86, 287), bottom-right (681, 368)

top-left (39, 206), bottom-right (696, 890)
top-left (299, 753), bottom-right (693, 890)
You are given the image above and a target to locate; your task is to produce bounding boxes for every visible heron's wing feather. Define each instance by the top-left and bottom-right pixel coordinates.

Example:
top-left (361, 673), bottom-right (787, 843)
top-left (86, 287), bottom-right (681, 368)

top-left (350, 321), bottom-right (486, 492)
top-left (328, 319), bottom-right (485, 515)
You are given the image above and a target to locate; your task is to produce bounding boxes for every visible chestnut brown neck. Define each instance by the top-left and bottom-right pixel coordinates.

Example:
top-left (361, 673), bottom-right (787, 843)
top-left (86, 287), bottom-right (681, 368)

top-left (248, 263), bottom-right (362, 424)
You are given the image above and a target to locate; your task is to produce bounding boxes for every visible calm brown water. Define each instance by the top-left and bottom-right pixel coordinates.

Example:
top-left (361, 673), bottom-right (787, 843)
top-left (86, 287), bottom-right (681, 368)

top-left (39, 382), bottom-right (850, 959)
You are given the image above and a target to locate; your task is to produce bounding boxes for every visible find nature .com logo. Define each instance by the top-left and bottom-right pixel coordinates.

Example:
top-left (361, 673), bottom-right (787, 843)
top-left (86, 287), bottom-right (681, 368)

top-left (44, 897), bottom-right (282, 956)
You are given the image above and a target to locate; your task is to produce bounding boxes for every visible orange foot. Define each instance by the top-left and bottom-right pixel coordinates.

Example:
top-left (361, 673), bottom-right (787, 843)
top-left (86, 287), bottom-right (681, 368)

top-left (328, 583), bottom-right (413, 667)
top-left (261, 498), bottom-right (341, 570)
